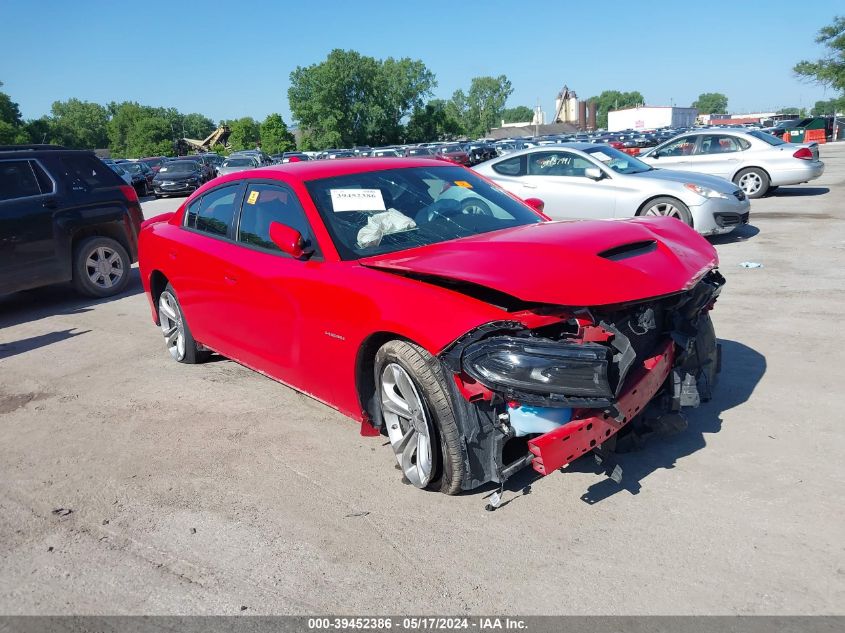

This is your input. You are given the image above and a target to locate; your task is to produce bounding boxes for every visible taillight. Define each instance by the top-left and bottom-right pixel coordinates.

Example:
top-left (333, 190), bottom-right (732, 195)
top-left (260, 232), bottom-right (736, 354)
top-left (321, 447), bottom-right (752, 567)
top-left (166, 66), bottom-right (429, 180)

top-left (119, 184), bottom-right (139, 203)
top-left (793, 147), bottom-right (813, 160)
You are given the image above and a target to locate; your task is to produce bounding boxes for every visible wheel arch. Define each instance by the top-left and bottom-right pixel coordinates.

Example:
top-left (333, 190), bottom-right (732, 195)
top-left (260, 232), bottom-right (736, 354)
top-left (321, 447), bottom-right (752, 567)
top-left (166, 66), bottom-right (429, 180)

top-left (636, 194), bottom-right (689, 217)
top-left (71, 223), bottom-right (133, 262)
top-left (355, 330), bottom-right (422, 428)
top-left (731, 165), bottom-right (771, 183)
top-left (148, 270), bottom-right (170, 324)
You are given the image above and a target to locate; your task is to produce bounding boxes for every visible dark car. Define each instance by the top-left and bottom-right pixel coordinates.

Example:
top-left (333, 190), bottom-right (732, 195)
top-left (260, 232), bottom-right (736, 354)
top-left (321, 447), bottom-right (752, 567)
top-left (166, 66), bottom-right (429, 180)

top-left (199, 153), bottom-right (224, 176)
top-left (403, 147), bottom-right (437, 158)
top-left (120, 161), bottom-right (155, 196)
top-left (0, 144), bottom-right (143, 297)
top-left (465, 143), bottom-right (497, 165)
top-left (153, 160), bottom-right (205, 197)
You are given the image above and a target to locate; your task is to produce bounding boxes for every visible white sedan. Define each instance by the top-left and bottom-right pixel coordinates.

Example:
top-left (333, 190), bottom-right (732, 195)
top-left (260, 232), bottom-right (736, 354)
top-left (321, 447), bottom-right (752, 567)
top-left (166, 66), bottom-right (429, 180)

top-left (638, 129), bottom-right (824, 198)
top-left (473, 144), bottom-right (750, 236)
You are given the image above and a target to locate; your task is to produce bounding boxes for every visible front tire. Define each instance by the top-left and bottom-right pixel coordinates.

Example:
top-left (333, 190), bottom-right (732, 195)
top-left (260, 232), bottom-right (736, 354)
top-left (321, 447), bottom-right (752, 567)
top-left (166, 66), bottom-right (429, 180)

top-left (375, 340), bottom-right (464, 494)
top-left (71, 236), bottom-right (131, 297)
top-left (734, 167), bottom-right (769, 199)
top-left (158, 284), bottom-right (209, 364)
top-left (638, 196), bottom-right (693, 227)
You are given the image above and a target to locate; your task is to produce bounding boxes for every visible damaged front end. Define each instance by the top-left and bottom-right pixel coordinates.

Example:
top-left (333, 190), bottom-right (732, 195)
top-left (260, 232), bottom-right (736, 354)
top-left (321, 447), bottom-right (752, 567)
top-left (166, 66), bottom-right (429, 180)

top-left (439, 269), bottom-right (725, 490)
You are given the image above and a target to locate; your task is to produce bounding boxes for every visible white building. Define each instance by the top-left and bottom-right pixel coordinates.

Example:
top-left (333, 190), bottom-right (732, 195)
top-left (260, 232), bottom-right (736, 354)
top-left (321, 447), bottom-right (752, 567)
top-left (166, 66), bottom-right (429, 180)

top-left (607, 106), bottom-right (698, 131)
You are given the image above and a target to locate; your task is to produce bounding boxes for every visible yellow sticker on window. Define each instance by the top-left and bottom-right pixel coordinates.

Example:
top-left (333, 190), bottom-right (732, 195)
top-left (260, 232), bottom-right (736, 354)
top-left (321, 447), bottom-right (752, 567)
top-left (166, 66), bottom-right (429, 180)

top-left (454, 180), bottom-right (473, 188)
top-left (246, 190), bottom-right (259, 205)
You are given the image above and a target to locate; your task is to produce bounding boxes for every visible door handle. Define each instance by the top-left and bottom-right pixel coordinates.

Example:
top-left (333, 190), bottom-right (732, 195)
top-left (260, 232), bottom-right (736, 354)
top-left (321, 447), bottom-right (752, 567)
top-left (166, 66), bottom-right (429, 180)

top-left (42, 199), bottom-right (58, 209)
top-left (224, 274), bottom-right (238, 284)
top-left (522, 183), bottom-right (537, 189)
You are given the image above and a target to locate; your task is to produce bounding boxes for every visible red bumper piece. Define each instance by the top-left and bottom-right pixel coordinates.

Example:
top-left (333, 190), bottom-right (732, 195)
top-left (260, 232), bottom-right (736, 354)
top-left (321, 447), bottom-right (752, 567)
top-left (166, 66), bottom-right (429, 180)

top-left (528, 340), bottom-right (675, 476)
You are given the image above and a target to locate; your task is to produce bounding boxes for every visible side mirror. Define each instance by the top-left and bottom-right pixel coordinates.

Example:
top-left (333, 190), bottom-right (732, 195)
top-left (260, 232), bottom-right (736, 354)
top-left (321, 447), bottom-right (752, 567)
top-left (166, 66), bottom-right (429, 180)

top-left (651, 150), bottom-right (660, 159)
top-left (269, 221), bottom-right (312, 259)
top-left (524, 197), bottom-right (545, 212)
top-left (584, 167), bottom-right (604, 181)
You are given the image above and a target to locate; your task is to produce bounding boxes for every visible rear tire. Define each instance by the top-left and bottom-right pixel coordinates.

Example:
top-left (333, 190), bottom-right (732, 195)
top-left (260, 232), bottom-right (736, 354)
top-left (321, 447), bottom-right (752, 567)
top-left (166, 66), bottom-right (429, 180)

top-left (71, 236), bottom-right (131, 298)
top-left (158, 284), bottom-right (209, 364)
top-left (734, 167), bottom-right (769, 199)
top-left (375, 340), bottom-right (464, 495)
top-left (638, 196), bottom-right (693, 227)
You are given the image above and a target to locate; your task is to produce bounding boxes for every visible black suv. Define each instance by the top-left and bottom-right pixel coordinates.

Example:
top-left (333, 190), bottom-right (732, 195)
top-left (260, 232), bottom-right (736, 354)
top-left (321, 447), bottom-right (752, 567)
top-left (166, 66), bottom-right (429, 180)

top-left (0, 145), bottom-right (143, 297)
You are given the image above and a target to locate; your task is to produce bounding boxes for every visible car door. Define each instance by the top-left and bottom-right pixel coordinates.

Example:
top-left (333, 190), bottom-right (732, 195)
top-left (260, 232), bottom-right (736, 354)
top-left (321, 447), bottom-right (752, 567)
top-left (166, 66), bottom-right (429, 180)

top-left (681, 134), bottom-right (748, 179)
top-left (218, 180), bottom-right (335, 397)
top-left (641, 134), bottom-right (699, 171)
top-left (520, 150), bottom-right (616, 219)
top-left (0, 158), bottom-right (64, 294)
top-left (168, 182), bottom-right (245, 353)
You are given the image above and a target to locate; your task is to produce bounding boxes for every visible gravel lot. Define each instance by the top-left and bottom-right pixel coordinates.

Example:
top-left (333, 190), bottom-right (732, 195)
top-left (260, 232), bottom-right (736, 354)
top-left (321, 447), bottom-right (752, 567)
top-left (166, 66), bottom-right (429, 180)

top-left (1, 147), bottom-right (844, 615)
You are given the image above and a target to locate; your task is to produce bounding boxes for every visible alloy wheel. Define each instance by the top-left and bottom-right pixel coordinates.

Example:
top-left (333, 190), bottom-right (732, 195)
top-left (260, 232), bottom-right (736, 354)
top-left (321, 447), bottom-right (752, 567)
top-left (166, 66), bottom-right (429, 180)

top-left (644, 201), bottom-right (682, 219)
top-left (158, 291), bottom-right (186, 361)
top-left (380, 363), bottom-right (434, 488)
top-left (85, 245), bottom-right (124, 290)
top-left (738, 172), bottom-right (763, 196)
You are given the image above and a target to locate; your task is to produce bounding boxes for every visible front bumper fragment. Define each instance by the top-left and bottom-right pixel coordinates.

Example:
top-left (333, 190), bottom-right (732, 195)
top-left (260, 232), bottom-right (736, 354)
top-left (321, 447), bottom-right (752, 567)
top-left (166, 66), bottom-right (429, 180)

top-left (528, 339), bottom-right (674, 475)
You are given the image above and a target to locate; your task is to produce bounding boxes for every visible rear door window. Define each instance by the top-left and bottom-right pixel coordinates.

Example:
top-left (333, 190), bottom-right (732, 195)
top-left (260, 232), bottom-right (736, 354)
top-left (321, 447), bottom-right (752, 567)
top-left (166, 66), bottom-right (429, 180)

top-left (492, 155), bottom-right (524, 176)
top-left (0, 160), bottom-right (46, 201)
top-left (59, 155), bottom-right (122, 191)
top-left (188, 184), bottom-right (241, 237)
top-left (237, 183), bottom-right (315, 255)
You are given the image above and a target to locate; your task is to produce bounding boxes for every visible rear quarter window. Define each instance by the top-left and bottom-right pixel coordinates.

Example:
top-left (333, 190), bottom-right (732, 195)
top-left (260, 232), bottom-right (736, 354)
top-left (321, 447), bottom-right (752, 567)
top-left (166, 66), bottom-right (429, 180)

top-left (60, 155), bottom-right (123, 192)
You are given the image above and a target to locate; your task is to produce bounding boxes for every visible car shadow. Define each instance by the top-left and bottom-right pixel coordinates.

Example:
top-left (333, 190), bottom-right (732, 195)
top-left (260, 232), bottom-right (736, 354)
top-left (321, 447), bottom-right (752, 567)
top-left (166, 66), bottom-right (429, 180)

top-left (479, 339), bottom-right (766, 508)
top-left (0, 268), bottom-right (143, 329)
top-left (0, 328), bottom-right (90, 360)
top-left (709, 224), bottom-right (759, 245)
top-left (767, 186), bottom-right (829, 197)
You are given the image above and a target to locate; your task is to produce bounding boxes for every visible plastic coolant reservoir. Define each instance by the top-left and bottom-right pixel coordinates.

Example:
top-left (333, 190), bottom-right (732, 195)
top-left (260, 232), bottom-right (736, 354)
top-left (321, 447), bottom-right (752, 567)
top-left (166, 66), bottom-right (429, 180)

top-left (507, 405), bottom-right (573, 437)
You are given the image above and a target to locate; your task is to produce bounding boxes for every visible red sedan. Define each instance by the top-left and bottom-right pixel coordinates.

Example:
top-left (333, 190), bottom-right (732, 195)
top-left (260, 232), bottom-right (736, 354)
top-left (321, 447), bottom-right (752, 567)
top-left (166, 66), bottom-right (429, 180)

top-left (139, 158), bottom-right (724, 496)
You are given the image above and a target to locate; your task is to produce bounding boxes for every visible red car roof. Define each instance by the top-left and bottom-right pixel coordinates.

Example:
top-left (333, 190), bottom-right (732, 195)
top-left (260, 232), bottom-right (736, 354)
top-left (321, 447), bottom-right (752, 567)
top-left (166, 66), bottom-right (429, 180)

top-left (231, 157), bottom-right (453, 183)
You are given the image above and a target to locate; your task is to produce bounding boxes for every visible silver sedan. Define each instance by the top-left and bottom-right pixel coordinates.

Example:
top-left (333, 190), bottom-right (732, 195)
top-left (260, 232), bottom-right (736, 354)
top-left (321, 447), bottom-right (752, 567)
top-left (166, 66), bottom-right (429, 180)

top-left (216, 156), bottom-right (259, 177)
top-left (638, 129), bottom-right (824, 198)
top-left (473, 144), bottom-right (750, 236)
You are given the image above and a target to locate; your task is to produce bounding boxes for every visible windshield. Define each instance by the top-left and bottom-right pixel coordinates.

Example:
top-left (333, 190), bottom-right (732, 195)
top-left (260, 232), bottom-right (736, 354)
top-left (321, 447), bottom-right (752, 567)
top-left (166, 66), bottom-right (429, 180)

top-left (223, 158), bottom-right (255, 167)
top-left (584, 146), bottom-right (652, 174)
top-left (160, 161), bottom-right (199, 173)
top-left (306, 165), bottom-right (543, 260)
top-left (123, 163), bottom-right (143, 174)
top-left (748, 130), bottom-right (786, 146)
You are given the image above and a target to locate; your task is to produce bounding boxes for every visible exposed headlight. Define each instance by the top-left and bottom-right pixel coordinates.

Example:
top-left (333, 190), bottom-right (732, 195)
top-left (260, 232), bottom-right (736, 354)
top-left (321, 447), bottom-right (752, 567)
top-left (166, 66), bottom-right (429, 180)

top-left (462, 336), bottom-right (613, 398)
top-left (684, 183), bottom-right (728, 199)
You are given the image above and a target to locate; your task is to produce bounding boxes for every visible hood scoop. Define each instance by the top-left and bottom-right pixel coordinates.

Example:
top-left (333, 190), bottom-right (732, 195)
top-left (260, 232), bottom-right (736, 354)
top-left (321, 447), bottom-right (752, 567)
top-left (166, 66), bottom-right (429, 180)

top-left (598, 240), bottom-right (657, 261)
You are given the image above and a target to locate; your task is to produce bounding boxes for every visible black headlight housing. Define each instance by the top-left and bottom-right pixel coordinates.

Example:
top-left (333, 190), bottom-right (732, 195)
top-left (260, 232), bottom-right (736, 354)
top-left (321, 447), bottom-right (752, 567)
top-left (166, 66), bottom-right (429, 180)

top-left (462, 336), bottom-right (614, 400)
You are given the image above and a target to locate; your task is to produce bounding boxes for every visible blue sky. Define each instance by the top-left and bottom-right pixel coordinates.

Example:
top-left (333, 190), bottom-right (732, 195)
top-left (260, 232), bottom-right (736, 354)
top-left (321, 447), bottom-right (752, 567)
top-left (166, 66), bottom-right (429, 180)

top-left (0, 0), bottom-right (840, 125)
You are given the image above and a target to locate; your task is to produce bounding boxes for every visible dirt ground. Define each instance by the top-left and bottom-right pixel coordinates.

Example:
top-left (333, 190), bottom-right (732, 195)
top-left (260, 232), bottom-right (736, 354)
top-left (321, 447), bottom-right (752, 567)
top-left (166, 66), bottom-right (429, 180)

top-left (1, 146), bottom-right (844, 615)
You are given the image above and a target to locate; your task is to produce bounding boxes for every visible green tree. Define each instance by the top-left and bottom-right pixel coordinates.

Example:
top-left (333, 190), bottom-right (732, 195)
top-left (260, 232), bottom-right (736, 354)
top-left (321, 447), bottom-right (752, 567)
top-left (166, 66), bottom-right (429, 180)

top-left (587, 90), bottom-right (645, 128)
top-left (0, 81), bottom-right (23, 127)
top-left (108, 102), bottom-right (176, 157)
top-left (259, 113), bottom-right (296, 154)
top-left (463, 75), bottom-right (513, 137)
top-left (372, 57), bottom-right (436, 143)
top-left (406, 99), bottom-right (464, 142)
top-left (227, 117), bottom-right (261, 151)
top-left (182, 113), bottom-right (216, 140)
top-left (501, 105), bottom-right (534, 123)
top-left (49, 98), bottom-right (109, 149)
top-left (777, 106), bottom-right (808, 117)
top-left (24, 117), bottom-right (51, 144)
top-left (811, 97), bottom-right (845, 115)
top-left (288, 49), bottom-right (436, 148)
top-left (794, 16), bottom-right (845, 94)
top-left (692, 92), bottom-right (729, 115)
top-left (0, 81), bottom-right (28, 143)
top-left (289, 49), bottom-right (381, 149)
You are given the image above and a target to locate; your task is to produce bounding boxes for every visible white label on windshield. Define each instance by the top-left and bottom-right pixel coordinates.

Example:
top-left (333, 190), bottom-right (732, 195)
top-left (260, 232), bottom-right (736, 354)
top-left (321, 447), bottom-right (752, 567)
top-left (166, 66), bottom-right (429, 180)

top-left (591, 152), bottom-right (612, 163)
top-left (330, 188), bottom-right (386, 212)
top-left (159, 167), bottom-right (168, 172)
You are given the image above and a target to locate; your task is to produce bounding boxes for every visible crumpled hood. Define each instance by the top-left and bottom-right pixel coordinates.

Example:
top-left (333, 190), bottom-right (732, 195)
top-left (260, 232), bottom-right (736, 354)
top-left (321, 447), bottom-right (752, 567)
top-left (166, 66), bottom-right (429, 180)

top-left (636, 168), bottom-right (739, 193)
top-left (359, 217), bottom-right (718, 307)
